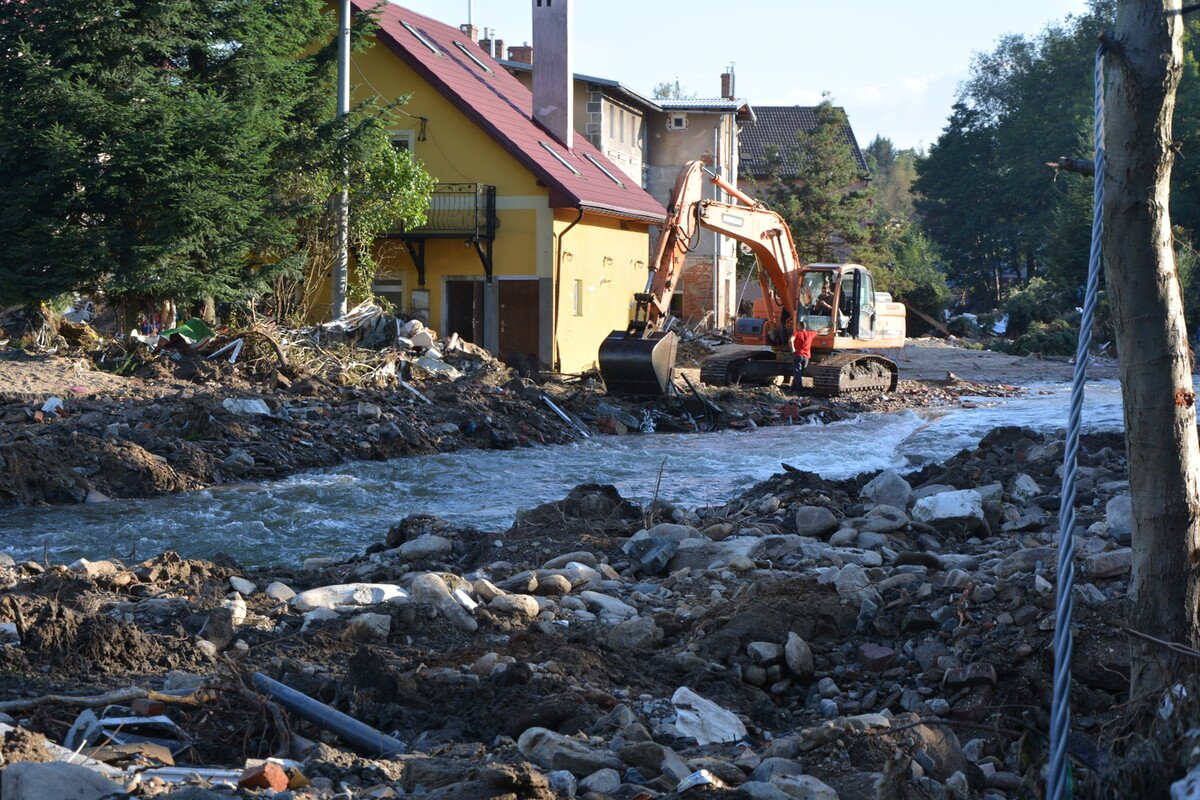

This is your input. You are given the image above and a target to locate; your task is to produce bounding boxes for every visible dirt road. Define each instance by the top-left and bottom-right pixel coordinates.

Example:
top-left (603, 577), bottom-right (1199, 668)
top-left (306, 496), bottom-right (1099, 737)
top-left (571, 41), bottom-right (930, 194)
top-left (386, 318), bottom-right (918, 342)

top-left (888, 337), bottom-right (1119, 383)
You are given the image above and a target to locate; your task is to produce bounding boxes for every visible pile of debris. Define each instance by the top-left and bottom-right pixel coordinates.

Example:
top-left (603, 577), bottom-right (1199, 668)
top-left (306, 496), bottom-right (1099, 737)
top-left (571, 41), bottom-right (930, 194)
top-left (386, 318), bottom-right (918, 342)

top-left (0, 425), bottom-right (1166, 798)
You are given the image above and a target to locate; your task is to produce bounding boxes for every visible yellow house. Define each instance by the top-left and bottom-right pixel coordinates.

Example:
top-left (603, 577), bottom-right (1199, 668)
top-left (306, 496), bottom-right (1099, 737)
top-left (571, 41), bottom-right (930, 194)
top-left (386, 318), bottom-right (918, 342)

top-left (349, 0), bottom-right (666, 373)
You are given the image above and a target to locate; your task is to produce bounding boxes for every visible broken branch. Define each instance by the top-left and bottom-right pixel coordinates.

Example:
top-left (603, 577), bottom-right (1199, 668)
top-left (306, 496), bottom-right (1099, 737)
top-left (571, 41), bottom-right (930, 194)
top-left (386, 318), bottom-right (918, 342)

top-left (0, 686), bottom-right (215, 714)
top-left (1046, 156), bottom-right (1095, 176)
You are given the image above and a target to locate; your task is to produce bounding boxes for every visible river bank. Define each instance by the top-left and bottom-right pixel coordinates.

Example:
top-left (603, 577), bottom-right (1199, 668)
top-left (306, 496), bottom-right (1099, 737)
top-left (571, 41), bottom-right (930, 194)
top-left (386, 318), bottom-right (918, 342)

top-left (0, 338), bottom-right (1055, 509)
top-left (0, 423), bottom-right (1164, 799)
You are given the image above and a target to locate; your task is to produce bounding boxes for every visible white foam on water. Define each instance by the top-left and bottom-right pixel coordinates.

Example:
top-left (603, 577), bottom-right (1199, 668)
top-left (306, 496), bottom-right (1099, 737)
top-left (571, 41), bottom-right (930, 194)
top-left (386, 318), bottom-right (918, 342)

top-left (0, 380), bottom-right (1133, 565)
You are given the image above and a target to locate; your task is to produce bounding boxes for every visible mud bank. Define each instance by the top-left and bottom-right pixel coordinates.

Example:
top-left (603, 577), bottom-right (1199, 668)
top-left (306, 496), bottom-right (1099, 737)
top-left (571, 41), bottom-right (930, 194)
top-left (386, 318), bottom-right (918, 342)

top-left (0, 340), bottom-right (1024, 509)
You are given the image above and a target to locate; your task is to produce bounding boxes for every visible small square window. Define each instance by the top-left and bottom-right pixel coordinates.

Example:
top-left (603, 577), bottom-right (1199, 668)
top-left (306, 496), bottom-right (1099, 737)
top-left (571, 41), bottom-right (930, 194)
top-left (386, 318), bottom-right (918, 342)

top-left (391, 131), bottom-right (414, 152)
top-left (668, 114), bottom-right (687, 131)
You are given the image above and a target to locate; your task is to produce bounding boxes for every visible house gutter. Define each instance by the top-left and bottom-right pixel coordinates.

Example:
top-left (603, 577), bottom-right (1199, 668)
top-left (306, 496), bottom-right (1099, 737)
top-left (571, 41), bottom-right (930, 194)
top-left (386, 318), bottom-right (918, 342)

top-left (553, 206), bottom-right (585, 371)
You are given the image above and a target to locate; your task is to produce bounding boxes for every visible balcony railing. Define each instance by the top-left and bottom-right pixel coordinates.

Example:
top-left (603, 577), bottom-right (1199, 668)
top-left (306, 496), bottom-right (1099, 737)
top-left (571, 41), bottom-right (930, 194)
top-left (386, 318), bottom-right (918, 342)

top-left (386, 183), bottom-right (497, 241)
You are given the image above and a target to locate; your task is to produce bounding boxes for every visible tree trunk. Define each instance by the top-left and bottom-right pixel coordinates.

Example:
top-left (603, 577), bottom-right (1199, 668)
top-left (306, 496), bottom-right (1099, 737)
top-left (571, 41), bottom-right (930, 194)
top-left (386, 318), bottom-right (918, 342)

top-left (1103, 0), bottom-right (1200, 697)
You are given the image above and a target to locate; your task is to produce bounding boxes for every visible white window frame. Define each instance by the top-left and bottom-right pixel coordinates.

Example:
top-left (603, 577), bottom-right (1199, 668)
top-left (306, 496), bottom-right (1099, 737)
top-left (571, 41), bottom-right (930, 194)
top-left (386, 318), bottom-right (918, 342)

top-left (572, 279), bottom-right (583, 316)
top-left (390, 130), bottom-right (415, 152)
top-left (667, 113), bottom-right (688, 131)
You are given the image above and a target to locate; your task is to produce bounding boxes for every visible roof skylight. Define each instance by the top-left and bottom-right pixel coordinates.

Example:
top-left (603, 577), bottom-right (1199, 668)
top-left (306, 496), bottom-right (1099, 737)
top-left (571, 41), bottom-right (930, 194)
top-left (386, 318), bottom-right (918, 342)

top-left (401, 21), bottom-right (441, 56)
top-left (540, 141), bottom-right (581, 176)
top-left (584, 154), bottom-right (625, 188)
top-left (454, 41), bottom-right (493, 74)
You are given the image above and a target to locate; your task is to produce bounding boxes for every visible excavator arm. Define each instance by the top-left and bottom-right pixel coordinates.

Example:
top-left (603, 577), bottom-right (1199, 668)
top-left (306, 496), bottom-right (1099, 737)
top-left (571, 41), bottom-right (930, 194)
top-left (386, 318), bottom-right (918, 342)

top-left (638, 161), bottom-right (801, 331)
top-left (599, 160), bottom-right (805, 396)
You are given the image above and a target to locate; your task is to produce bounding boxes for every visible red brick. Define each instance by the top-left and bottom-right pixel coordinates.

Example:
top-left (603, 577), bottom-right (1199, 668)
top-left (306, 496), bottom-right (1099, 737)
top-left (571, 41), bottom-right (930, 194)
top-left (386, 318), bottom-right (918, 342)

top-left (130, 698), bottom-right (166, 716)
top-left (239, 762), bottom-right (289, 791)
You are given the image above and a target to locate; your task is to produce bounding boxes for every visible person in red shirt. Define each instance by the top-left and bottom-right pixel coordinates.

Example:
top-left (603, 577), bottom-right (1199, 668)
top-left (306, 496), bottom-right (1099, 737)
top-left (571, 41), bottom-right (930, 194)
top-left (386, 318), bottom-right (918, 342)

top-left (791, 320), bottom-right (817, 392)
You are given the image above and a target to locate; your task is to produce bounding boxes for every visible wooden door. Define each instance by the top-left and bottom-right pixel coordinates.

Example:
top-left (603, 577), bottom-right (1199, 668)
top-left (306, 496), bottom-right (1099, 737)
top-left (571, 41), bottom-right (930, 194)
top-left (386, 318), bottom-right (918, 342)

top-left (499, 280), bottom-right (540, 362)
top-left (445, 280), bottom-right (485, 343)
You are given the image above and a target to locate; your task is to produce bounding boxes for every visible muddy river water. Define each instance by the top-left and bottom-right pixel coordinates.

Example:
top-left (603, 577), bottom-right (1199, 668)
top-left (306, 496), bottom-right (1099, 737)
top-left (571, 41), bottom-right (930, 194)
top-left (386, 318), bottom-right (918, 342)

top-left (3, 381), bottom-right (1129, 565)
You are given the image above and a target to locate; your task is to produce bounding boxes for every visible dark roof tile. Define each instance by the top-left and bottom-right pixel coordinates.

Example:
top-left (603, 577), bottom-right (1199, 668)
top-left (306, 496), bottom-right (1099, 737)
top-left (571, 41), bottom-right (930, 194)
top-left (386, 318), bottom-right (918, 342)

top-left (740, 106), bottom-right (868, 179)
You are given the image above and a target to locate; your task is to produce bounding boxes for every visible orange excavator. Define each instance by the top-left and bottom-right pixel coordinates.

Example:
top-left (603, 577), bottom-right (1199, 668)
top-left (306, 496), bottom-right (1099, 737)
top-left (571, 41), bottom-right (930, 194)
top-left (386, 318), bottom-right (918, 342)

top-left (598, 160), bottom-right (906, 396)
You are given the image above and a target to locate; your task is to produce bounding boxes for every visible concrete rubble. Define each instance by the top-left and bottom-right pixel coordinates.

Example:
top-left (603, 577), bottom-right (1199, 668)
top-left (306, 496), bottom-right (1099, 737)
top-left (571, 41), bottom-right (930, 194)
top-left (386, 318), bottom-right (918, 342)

top-left (0, 424), bottom-right (1171, 797)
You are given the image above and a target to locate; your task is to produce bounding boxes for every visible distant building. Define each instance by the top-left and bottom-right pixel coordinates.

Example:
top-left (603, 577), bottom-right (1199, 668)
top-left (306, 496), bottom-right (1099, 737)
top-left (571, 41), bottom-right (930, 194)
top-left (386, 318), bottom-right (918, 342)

top-left (736, 106), bottom-right (869, 306)
top-left (339, 1), bottom-right (666, 373)
top-left (739, 105), bottom-right (868, 192)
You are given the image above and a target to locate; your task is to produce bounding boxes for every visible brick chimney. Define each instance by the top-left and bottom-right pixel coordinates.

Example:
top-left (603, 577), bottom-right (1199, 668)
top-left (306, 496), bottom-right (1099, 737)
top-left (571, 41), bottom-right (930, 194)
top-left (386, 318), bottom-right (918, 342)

top-left (720, 67), bottom-right (735, 100)
top-left (508, 43), bottom-right (533, 65)
top-left (460, 23), bottom-right (479, 42)
top-left (493, 38), bottom-right (505, 61)
top-left (532, 0), bottom-right (572, 149)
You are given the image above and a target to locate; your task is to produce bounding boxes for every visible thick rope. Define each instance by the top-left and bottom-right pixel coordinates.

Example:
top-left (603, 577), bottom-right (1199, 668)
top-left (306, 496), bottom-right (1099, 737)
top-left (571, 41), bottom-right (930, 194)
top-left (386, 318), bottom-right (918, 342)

top-left (1047, 43), bottom-right (1106, 800)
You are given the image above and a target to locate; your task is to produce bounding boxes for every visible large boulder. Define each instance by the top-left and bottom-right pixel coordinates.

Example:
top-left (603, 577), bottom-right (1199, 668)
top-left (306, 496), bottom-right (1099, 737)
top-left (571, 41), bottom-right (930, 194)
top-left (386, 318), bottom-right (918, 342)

top-left (1009, 473), bottom-right (1041, 504)
top-left (912, 489), bottom-right (984, 535)
top-left (397, 535), bottom-right (452, 560)
top-left (860, 471), bottom-right (913, 510)
top-left (290, 583), bottom-right (407, 612)
top-left (667, 535), bottom-right (803, 572)
top-left (409, 573), bottom-right (477, 632)
top-left (607, 617), bottom-right (663, 651)
top-left (785, 632), bottom-right (815, 677)
top-left (794, 506), bottom-right (838, 537)
top-left (672, 687), bottom-right (747, 745)
top-left (578, 591), bottom-right (638, 621)
top-left (1, 761), bottom-right (126, 800)
top-left (861, 505), bottom-right (908, 533)
top-left (1105, 495), bottom-right (1133, 544)
top-left (517, 727), bottom-right (622, 776)
top-left (993, 546), bottom-right (1055, 578)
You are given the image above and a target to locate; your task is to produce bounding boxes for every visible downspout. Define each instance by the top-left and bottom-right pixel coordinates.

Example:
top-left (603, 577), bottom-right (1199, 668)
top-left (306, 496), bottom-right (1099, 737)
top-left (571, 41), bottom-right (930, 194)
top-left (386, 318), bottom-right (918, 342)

top-left (553, 206), bottom-right (585, 372)
top-left (712, 125), bottom-right (721, 328)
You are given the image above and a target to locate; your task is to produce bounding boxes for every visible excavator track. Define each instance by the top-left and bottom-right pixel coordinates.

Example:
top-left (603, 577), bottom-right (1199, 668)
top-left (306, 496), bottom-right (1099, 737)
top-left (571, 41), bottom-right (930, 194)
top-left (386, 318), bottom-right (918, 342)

top-left (808, 353), bottom-right (898, 396)
top-left (699, 349), bottom-right (779, 387)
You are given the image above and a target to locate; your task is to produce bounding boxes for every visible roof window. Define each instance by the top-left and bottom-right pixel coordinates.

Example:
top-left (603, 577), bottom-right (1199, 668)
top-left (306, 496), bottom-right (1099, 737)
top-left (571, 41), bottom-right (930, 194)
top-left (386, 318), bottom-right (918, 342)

top-left (584, 154), bottom-right (625, 188)
top-left (401, 21), bottom-right (442, 56)
top-left (453, 41), bottom-right (493, 74)
top-left (540, 141), bottom-right (581, 176)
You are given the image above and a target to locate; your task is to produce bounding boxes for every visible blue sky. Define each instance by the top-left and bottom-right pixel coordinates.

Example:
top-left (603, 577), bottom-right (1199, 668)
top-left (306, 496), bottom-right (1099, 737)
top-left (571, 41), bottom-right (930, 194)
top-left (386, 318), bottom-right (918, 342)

top-left (390, 0), bottom-right (1092, 151)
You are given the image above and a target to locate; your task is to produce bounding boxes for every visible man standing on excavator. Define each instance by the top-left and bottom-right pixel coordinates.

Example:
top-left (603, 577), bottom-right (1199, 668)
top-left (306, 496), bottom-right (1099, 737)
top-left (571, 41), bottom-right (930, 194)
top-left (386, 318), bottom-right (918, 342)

top-left (791, 320), bottom-right (817, 393)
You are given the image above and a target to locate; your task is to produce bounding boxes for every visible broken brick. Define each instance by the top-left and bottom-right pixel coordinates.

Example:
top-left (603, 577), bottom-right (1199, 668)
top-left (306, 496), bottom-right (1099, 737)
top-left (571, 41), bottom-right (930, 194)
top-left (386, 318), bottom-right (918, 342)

top-left (944, 661), bottom-right (998, 690)
top-left (858, 643), bottom-right (896, 672)
top-left (239, 762), bottom-right (289, 791)
top-left (130, 698), bottom-right (166, 716)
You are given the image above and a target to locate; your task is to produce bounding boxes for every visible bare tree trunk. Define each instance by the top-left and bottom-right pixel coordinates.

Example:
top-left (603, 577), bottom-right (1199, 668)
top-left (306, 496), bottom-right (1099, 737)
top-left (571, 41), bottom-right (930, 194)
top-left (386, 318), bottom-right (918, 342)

top-left (1103, 0), bottom-right (1200, 697)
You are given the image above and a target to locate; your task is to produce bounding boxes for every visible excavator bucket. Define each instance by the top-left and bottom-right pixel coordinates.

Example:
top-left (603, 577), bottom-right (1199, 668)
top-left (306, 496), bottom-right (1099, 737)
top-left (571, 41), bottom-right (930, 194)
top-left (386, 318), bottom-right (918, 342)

top-left (598, 330), bottom-right (679, 396)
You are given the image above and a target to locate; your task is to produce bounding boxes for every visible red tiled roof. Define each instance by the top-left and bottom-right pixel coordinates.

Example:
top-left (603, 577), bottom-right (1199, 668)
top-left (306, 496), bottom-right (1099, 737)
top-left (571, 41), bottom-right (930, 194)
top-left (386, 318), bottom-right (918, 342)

top-left (358, 2), bottom-right (666, 223)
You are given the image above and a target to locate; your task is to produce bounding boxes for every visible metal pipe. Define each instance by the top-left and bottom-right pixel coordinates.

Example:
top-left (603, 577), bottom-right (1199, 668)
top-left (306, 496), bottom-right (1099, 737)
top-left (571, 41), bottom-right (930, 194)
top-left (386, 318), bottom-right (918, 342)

top-left (552, 207), bottom-right (585, 371)
top-left (712, 125), bottom-right (721, 327)
top-left (332, 0), bottom-right (351, 320)
top-left (252, 673), bottom-right (405, 756)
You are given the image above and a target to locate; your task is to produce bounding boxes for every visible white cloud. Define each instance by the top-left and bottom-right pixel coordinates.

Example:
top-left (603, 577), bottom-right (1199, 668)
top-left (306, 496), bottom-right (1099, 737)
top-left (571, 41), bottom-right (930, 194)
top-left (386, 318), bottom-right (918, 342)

top-left (786, 87), bottom-right (827, 105)
top-left (843, 73), bottom-right (942, 108)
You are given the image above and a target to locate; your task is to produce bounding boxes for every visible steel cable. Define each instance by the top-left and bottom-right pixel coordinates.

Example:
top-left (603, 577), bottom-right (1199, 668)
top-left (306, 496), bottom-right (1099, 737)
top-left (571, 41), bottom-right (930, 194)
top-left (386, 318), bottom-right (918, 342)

top-left (1047, 43), bottom-right (1106, 800)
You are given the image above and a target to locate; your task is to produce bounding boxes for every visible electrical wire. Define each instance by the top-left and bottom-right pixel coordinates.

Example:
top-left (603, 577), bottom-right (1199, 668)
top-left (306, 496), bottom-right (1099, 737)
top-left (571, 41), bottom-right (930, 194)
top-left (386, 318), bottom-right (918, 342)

top-left (350, 56), bottom-right (470, 181)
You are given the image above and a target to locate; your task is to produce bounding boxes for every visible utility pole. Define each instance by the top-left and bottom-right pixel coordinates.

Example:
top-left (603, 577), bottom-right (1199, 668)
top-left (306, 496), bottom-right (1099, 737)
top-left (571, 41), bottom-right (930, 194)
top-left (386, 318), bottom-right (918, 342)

top-left (332, 0), bottom-right (351, 320)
